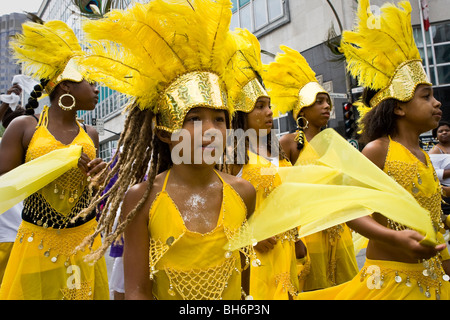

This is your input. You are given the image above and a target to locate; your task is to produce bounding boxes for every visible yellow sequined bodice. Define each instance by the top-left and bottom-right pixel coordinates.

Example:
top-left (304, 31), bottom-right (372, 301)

top-left (149, 170), bottom-right (249, 300)
top-left (384, 137), bottom-right (443, 232)
top-left (23, 106), bottom-right (96, 228)
top-left (242, 151), bottom-right (291, 203)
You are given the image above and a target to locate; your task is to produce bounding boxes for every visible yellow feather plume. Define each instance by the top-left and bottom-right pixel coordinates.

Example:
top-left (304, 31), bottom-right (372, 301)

top-left (262, 45), bottom-right (319, 117)
top-left (341, 0), bottom-right (421, 91)
top-left (223, 28), bottom-right (265, 110)
top-left (10, 20), bottom-right (85, 83)
top-left (81, 0), bottom-right (236, 113)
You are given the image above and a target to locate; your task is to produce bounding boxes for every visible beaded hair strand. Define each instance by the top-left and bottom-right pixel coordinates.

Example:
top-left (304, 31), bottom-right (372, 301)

top-left (295, 115), bottom-right (308, 151)
top-left (24, 79), bottom-right (49, 115)
top-left (74, 105), bottom-right (172, 262)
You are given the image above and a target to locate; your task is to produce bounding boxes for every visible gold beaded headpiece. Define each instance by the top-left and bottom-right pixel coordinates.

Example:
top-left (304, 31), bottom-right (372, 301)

top-left (223, 28), bottom-right (269, 114)
top-left (263, 45), bottom-right (332, 120)
top-left (10, 20), bottom-right (87, 95)
top-left (341, 0), bottom-right (431, 118)
top-left (81, 0), bottom-right (236, 132)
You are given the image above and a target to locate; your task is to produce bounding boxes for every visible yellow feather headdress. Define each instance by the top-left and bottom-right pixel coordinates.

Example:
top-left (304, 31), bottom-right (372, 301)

top-left (223, 28), bottom-right (268, 113)
top-left (262, 45), bottom-right (331, 120)
top-left (81, 0), bottom-right (236, 132)
top-left (10, 20), bottom-right (88, 94)
top-left (341, 0), bottom-right (431, 111)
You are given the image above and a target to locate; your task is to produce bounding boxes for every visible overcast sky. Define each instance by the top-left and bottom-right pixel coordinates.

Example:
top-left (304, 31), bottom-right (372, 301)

top-left (0, 0), bottom-right (42, 16)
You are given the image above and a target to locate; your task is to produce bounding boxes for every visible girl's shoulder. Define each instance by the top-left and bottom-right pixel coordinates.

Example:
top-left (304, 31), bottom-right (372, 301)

top-left (122, 171), bottom-right (168, 216)
top-left (218, 171), bottom-right (256, 217)
top-left (362, 136), bottom-right (390, 170)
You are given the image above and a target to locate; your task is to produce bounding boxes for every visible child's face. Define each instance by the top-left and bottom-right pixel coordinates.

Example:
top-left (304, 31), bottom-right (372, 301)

top-left (247, 97), bottom-right (273, 135)
top-left (437, 125), bottom-right (450, 143)
top-left (170, 107), bottom-right (228, 165)
top-left (300, 93), bottom-right (331, 128)
top-left (400, 84), bottom-right (442, 133)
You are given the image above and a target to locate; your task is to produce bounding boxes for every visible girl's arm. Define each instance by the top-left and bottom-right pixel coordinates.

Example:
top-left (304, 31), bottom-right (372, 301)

top-left (349, 138), bottom-right (446, 260)
top-left (123, 184), bottom-right (153, 300)
top-left (347, 215), bottom-right (446, 261)
top-left (0, 116), bottom-right (34, 175)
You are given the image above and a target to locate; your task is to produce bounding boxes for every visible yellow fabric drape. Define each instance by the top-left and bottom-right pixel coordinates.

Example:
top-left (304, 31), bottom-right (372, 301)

top-left (227, 129), bottom-right (437, 251)
top-left (0, 145), bottom-right (82, 215)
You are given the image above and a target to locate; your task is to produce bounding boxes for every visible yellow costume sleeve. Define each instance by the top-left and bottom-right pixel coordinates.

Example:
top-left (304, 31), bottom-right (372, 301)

top-left (0, 145), bottom-right (82, 214)
top-left (227, 129), bottom-right (437, 251)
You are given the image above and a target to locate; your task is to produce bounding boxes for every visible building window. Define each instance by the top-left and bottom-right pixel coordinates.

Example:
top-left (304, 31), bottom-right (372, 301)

top-left (273, 113), bottom-right (292, 138)
top-left (99, 140), bottom-right (118, 162)
top-left (230, 0), bottom-right (290, 37)
top-left (414, 21), bottom-right (450, 86)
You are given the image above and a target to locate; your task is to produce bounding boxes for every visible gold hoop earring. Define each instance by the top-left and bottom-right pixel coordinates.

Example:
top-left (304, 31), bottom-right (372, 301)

top-left (296, 116), bottom-right (309, 130)
top-left (58, 93), bottom-right (76, 111)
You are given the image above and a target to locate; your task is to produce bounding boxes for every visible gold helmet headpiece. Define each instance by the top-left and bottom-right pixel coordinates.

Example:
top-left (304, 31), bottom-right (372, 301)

top-left (341, 0), bottom-right (431, 122)
top-left (10, 20), bottom-right (88, 94)
top-left (223, 28), bottom-right (269, 113)
top-left (81, 0), bottom-right (236, 133)
top-left (262, 45), bottom-right (332, 120)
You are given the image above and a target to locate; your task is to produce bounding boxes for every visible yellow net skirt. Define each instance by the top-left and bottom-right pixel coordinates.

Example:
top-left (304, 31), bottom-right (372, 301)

top-left (249, 231), bottom-right (299, 300)
top-left (301, 224), bottom-right (358, 291)
top-left (0, 219), bottom-right (109, 300)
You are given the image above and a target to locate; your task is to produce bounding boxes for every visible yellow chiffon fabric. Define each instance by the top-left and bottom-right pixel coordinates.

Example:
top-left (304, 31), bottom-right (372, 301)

top-left (0, 146), bottom-right (82, 215)
top-left (0, 106), bottom-right (109, 300)
top-left (298, 136), bottom-right (450, 300)
top-left (150, 170), bottom-right (248, 300)
top-left (296, 139), bottom-right (358, 291)
top-left (227, 129), bottom-right (437, 251)
top-left (242, 152), bottom-right (299, 300)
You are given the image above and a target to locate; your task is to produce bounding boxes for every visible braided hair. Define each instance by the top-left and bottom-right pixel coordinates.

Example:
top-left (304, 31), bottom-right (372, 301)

top-left (295, 113), bottom-right (308, 152)
top-left (24, 79), bottom-right (49, 115)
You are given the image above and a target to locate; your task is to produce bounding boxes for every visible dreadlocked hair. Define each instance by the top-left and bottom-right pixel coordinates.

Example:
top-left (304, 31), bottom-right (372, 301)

top-left (24, 79), bottom-right (49, 115)
top-left (73, 103), bottom-right (172, 262)
top-left (220, 111), bottom-right (288, 174)
top-left (359, 88), bottom-right (399, 145)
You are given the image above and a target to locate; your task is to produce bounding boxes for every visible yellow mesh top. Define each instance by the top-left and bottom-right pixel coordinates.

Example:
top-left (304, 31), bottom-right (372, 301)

top-left (242, 151), bottom-right (291, 207)
top-left (384, 137), bottom-right (443, 232)
top-left (149, 170), bottom-right (248, 300)
top-left (25, 105), bottom-right (96, 217)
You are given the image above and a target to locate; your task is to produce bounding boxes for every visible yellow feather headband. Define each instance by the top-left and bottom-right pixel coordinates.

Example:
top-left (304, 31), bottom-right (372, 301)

top-left (223, 28), bottom-right (268, 113)
top-left (262, 45), bottom-right (331, 120)
top-left (341, 0), bottom-right (431, 110)
top-left (10, 20), bottom-right (87, 94)
top-left (81, 0), bottom-right (236, 132)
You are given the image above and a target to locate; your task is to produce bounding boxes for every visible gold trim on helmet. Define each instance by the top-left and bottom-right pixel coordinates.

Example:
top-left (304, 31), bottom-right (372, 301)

top-left (156, 71), bottom-right (229, 133)
top-left (45, 58), bottom-right (85, 94)
top-left (233, 78), bottom-right (269, 114)
top-left (294, 81), bottom-right (333, 120)
top-left (369, 60), bottom-right (432, 108)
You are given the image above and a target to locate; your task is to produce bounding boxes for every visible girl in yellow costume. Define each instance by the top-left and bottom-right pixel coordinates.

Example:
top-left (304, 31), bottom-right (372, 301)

top-left (300, 0), bottom-right (450, 300)
top-left (74, 0), bottom-right (257, 300)
top-left (263, 45), bottom-right (358, 291)
top-left (222, 28), bottom-right (302, 299)
top-left (0, 21), bottom-right (109, 300)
